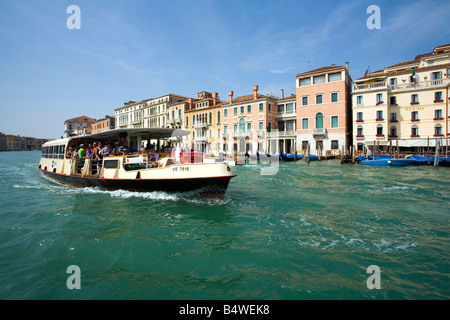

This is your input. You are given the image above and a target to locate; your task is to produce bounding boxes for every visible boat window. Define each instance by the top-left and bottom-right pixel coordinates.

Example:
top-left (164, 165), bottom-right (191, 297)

top-left (59, 145), bottom-right (65, 159)
top-left (104, 160), bottom-right (119, 169)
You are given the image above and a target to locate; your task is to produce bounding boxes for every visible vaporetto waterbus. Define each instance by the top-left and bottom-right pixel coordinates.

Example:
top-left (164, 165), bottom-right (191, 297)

top-left (38, 128), bottom-right (237, 196)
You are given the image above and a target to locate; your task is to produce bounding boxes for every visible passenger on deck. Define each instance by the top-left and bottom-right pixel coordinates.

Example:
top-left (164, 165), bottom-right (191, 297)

top-left (117, 140), bottom-right (129, 156)
top-left (72, 147), bottom-right (79, 160)
top-left (66, 147), bottom-right (73, 158)
top-left (78, 144), bottom-right (86, 165)
top-left (100, 143), bottom-right (113, 157)
top-left (91, 142), bottom-right (101, 174)
top-left (113, 142), bottom-right (120, 156)
top-left (87, 144), bottom-right (93, 158)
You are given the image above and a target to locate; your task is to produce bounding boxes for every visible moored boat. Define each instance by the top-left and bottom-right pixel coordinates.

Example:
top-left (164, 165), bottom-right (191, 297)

top-left (38, 128), bottom-right (237, 196)
top-left (403, 154), bottom-right (450, 166)
top-left (360, 158), bottom-right (416, 166)
top-left (280, 153), bottom-right (297, 161)
top-left (304, 155), bottom-right (318, 161)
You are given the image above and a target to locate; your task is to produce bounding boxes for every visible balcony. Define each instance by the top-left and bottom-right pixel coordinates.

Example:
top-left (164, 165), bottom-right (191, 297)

top-left (353, 81), bottom-right (387, 92)
top-left (390, 78), bottom-right (449, 92)
top-left (232, 132), bottom-right (252, 139)
top-left (276, 110), bottom-right (296, 119)
top-left (354, 78), bottom-right (450, 93)
top-left (194, 122), bottom-right (208, 129)
top-left (312, 128), bottom-right (327, 138)
top-left (267, 130), bottom-right (296, 138)
top-left (194, 136), bottom-right (207, 142)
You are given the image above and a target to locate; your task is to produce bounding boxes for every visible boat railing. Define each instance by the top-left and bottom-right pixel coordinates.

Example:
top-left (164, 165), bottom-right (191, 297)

top-left (123, 153), bottom-right (172, 170)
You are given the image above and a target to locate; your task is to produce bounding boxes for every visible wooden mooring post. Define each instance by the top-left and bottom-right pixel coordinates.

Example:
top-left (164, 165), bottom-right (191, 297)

top-left (307, 143), bottom-right (310, 164)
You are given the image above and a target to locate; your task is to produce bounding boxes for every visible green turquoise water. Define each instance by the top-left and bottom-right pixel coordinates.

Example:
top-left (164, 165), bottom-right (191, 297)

top-left (0, 151), bottom-right (449, 299)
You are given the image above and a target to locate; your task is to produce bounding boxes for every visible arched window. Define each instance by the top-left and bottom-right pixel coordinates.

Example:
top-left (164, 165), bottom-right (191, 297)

top-left (239, 118), bottom-right (246, 133)
top-left (390, 126), bottom-right (397, 137)
top-left (315, 112), bottom-right (324, 129)
top-left (435, 124), bottom-right (442, 136)
top-left (357, 125), bottom-right (364, 136)
top-left (411, 125), bottom-right (419, 137)
top-left (376, 124), bottom-right (383, 136)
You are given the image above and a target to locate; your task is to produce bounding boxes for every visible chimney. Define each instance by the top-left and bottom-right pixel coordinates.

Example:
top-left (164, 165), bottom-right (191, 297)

top-left (345, 61), bottom-right (349, 71)
top-left (253, 85), bottom-right (258, 99)
top-left (280, 89), bottom-right (284, 99)
top-left (228, 91), bottom-right (234, 103)
top-left (212, 92), bottom-right (218, 105)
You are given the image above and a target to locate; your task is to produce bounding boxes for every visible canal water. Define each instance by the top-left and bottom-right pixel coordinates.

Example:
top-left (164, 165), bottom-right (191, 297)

top-left (0, 151), bottom-right (449, 299)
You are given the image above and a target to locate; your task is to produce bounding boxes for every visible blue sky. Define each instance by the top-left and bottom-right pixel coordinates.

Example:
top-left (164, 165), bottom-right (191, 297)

top-left (0, 0), bottom-right (449, 139)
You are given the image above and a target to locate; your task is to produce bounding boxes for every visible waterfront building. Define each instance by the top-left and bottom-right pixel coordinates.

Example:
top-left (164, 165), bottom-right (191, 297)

top-left (296, 63), bottom-right (353, 156)
top-left (142, 94), bottom-right (189, 129)
top-left (0, 133), bottom-right (6, 151)
top-left (353, 44), bottom-right (450, 152)
top-left (91, 116), bottom-right (116, 134)
top-left (115, 101), bottom-right (144, 129)
top-left (221, 85), bottom-right (278, 155)
top-left (184, 91), bottom-right (225, 154)
top-left (167, 98), bottom-right (191, 150)
top-left (64, 116), bottom-right (97, 138)
top-left (1, 135), bottom-right (47, 151)
top-left (5, 135), bottom-right (21, 151)
top-left (268, 91), bottom-right (297, 154)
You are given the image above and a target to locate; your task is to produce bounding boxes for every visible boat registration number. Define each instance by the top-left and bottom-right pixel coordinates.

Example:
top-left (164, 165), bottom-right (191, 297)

top-left (172, 166), bottom-right (189, 172)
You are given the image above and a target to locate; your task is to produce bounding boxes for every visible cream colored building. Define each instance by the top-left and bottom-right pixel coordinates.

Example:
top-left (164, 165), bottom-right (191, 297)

top-left (142, 94), bottom-right (188, 129)
top-left (167, 99), bottom-right (190, 150)
top-left (115, 101), bottom-right (144, 129)
top-left (64, 116), bottom-right (97, 137)
top-left (184, 91), bottom-right (225, 154)
top-left (353, 44), bottom-right (450, 152)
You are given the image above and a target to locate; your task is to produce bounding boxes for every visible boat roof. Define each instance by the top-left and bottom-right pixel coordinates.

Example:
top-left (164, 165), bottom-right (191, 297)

top-left (43, 128), bottom-right (190, 147)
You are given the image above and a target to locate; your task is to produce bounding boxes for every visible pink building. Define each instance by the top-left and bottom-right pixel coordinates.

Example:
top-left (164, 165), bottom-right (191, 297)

top-left (296, 63), bottom-right (353, 155)
top-left (221, 85), bottom-right (278, 155)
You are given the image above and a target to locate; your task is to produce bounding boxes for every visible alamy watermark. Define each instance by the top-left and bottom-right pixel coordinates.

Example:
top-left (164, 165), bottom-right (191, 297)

top-left (66, 265), bottom-right (81, 290)
top-left (366, 5), bottom-right (381, 30)
top-left (66, 5), bottom-right (81, 30)
top-left (366, 265), bottom-right (381, 290)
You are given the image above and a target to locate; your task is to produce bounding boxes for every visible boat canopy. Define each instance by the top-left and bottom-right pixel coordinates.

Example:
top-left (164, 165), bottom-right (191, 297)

top-left (43, 128), bottom-right (190, 147)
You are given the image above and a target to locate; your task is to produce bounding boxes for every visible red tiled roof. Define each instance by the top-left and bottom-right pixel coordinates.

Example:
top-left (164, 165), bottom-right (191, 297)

top-left (279, 94), bottom-right (296, 101)
top-left (65, 116), bottom-right (97, 123)
top-left (296, 65), bottom-right (345, 78)
top-left (356, 63), bottom-right (450, 81)
top-left (230, 93), bottom-right (268, 104)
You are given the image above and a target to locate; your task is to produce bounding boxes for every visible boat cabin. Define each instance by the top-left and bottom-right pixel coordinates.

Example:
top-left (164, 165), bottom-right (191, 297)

top-left (38, 128), bottom-right (190, 177)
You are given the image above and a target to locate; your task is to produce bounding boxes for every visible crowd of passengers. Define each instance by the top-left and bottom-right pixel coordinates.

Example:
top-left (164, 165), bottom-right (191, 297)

top-left (66, 140), bottom-right (172, 174)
